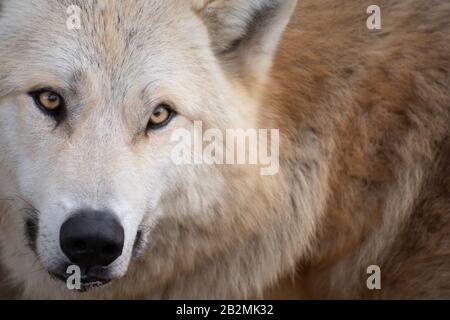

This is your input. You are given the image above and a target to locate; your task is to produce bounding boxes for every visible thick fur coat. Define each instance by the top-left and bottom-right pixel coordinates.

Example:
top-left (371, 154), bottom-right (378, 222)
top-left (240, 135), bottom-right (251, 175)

top-left (0, 0), bottom-right (449, 299)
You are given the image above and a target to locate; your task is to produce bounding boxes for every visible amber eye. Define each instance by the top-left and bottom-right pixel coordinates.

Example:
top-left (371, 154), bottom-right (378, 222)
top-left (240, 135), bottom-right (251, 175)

top-left (147, 104), bottom-right (176, 130)
top-left (35, 90), bottom-right (62, 111)
top-left (29, 89), bottom-right (66, 121)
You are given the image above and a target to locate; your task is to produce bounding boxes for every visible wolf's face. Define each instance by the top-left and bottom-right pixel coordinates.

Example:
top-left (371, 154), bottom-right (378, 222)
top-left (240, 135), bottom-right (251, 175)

top-left (0, 0), bottom-right (296, 294)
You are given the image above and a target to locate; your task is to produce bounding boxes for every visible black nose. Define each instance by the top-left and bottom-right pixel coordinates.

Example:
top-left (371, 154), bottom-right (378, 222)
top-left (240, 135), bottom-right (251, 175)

top-left (60, 210), bottom-right (124, 268)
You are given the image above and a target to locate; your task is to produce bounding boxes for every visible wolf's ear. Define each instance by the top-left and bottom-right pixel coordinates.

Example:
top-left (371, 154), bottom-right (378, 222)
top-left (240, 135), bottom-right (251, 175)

top-left (194, 0), bottom-right (297, 87)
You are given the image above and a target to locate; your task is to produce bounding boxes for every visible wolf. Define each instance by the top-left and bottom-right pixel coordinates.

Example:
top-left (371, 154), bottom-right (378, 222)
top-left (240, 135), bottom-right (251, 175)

top-left (0, 0), bottom-right (449, 299)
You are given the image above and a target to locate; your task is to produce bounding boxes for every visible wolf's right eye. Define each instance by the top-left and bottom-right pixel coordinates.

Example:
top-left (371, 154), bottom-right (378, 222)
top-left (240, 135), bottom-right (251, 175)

top-left (29, 89), bottom-right (66, 121)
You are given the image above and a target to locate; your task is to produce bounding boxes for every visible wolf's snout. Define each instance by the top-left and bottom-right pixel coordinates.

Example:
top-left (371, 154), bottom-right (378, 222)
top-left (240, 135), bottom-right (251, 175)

top-left (59, 210), bottom-right (124, 269)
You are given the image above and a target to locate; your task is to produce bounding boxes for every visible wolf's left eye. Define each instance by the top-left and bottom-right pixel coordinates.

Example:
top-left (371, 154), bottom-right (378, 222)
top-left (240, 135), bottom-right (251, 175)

top-left (29, 89), bottom-right (65, 120)
top-left (147, 104), bottom-right (176, 130)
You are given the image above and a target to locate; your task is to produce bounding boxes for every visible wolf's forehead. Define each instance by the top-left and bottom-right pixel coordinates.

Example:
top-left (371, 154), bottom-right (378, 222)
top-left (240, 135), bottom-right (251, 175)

top-left (2, 0), bottom-right (192, 37)
top-left (0, 0), bottom-right (206, 91)
top-left (71, 0), bottom-right (194, 51)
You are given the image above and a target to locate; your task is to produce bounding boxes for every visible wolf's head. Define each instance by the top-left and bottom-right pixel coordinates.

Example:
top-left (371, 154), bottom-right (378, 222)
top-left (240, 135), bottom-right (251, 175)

top-left (0, 0), bottom-right (296, 295)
